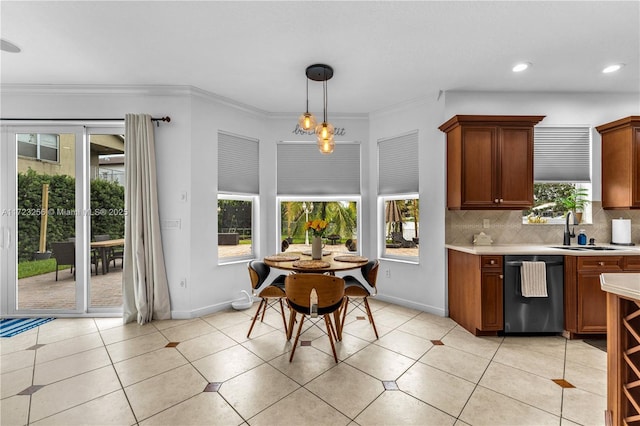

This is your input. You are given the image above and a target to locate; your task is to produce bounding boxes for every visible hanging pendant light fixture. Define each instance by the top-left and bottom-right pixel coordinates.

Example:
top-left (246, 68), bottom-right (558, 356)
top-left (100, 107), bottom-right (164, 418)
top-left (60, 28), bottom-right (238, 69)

top-left (297, 77), bottom-right (316, 131)
top-left (300, 64), bottom-right (335, 154)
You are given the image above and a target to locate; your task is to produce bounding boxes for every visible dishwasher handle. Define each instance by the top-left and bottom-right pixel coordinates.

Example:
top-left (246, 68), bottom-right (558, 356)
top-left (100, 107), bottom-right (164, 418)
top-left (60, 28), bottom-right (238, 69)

top-left (505, 260), bottom-right (564, 267)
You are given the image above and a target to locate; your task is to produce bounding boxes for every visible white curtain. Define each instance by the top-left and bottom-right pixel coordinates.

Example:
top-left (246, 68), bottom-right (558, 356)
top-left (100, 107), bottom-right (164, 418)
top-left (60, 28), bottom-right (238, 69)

top-left (122, 114), bottom-right (171, 324)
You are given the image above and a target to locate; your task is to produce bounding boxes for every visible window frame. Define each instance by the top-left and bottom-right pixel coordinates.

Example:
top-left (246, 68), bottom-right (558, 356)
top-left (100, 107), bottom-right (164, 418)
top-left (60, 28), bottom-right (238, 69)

top-left (380, 193), bottom-right (419, 264)
top-left (17, 133), bottom-right (60, 163)
top-left (217, 193), bottom-right (257, 265)
top-left (277, 196), bottom-right (361, 255)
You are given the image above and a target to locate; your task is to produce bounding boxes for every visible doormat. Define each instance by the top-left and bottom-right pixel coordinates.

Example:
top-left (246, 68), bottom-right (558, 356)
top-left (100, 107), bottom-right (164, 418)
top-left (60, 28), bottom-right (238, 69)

top-left (584, 339), bottom-right (607, 352)
top-left (0, 318), bottom-right (54, 338)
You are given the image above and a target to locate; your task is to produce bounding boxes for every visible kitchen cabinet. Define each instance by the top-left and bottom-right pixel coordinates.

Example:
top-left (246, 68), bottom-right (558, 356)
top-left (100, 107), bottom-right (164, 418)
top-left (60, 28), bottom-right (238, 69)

top-left (439, 115), bottom-right (545, 210)
top-left (565, 255), bottom-right (640, 336)
top-left (447, 250), bottom-right (503, 335)
top-left (596, 116), bottom-right (640, 209)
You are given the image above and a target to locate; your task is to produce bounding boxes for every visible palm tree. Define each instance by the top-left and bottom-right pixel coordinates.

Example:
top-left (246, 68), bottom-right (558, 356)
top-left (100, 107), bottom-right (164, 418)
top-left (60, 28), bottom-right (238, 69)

top-left (325, 201), bottom-right (357, 239)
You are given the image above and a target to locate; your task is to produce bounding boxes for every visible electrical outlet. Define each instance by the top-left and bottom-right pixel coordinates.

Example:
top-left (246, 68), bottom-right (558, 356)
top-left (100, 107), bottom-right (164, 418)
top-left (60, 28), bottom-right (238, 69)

top-left (179, 278), bottom-right (187, 288)
top-left (483, 219), bottom-right (490, 229)
top-left (385, 269), bottom-right (391, 278)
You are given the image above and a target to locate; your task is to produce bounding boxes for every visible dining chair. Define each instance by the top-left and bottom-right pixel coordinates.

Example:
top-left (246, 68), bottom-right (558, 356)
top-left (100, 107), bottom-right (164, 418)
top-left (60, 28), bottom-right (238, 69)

top-left (51, 241), bottom-right (75, 281)
top-left (340, 259), bottom-right (380, 339)
top-left (285, 273), bottom-right (345, 363)
top-left (246, 260), bottom-right (289, 338)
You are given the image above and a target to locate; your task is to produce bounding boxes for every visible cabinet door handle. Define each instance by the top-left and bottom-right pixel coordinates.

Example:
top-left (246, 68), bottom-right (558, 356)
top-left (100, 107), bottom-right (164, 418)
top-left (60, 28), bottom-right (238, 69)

top-left (490, 260), bottom-right (496, 265)
top-left (499, 274), bottom-right (504, 279)
top-left (599, 261), bottom-right (605, 266)
top-left (494, 198), bottom-right (499, 203)
top-left (499, 198), bottom-right (504, 203)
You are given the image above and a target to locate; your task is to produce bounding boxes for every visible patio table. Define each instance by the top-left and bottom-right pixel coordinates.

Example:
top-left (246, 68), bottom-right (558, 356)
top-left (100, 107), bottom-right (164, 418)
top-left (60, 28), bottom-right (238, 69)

top-left (91, 238), bottom-right (124, 275)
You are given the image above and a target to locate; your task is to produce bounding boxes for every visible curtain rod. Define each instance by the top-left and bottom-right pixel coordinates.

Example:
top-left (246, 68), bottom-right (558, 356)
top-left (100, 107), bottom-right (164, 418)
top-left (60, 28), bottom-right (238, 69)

top-left (0, 116), bottom-right (171, 126)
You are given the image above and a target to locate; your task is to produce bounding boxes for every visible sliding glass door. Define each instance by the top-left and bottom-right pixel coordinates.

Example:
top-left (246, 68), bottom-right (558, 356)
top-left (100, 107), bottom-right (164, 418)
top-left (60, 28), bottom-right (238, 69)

top-left (0, 124), bottom-right (124, 316)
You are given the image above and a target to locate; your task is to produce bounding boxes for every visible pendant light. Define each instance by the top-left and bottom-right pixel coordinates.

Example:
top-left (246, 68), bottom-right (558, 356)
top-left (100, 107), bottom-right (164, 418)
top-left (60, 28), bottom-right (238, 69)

top-left (300, 64), bottom-right (335, 154)
top-left (297, 77), bottom-right (316, 131)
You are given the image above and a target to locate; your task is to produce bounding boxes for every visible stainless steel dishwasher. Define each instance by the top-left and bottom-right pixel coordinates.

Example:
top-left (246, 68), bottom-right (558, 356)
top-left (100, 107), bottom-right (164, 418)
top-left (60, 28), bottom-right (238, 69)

top-left (504, 255), bottom-right (564, 333)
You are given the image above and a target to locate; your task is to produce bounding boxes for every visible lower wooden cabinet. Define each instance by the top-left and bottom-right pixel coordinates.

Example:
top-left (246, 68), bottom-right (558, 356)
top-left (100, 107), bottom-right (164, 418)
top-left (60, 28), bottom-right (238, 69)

top-left (448, 250), bottom-right (503, 335)
top-left (565, 256), bottom-right (639, 336)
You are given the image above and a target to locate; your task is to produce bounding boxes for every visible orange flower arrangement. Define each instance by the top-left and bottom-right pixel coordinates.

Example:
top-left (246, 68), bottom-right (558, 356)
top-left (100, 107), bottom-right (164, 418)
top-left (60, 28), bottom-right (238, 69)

top-left (304, 219), bottom-right (329, 237)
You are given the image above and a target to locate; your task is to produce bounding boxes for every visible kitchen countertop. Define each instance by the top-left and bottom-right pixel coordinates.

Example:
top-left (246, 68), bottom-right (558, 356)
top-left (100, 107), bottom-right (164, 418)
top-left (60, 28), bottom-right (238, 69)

top-left (446, 243), bottom-right (640, 256)
top-left (601, 273), bottom-right (640, 300)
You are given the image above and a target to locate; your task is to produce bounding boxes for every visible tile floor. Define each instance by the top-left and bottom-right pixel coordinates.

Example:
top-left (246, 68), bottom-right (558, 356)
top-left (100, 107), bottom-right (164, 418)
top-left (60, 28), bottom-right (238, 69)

top-left (1, 299), bottom-right (607, 425)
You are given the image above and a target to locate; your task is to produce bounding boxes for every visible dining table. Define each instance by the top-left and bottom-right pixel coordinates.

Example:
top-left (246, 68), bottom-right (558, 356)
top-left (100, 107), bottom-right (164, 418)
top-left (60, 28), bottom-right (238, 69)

top-left (91, 238), bottom-right (125, 275)
top-left (263, 251), bottom-right (370, 341)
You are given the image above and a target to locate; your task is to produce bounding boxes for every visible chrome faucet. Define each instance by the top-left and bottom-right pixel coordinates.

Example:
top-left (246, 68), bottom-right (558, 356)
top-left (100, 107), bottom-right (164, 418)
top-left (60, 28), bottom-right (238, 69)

top-left (563, 211), bottom-right (575, 245)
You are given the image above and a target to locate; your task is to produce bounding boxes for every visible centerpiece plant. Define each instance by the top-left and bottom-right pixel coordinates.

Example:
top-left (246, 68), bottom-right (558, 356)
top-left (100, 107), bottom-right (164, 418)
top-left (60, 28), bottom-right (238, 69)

top-left (305, 219), bottom-right (329, 260)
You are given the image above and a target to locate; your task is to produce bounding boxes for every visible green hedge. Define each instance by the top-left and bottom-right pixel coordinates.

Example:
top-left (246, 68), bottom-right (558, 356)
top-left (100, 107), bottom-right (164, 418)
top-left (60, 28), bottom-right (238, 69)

top-left (17, 169), bottom-right (125, 262)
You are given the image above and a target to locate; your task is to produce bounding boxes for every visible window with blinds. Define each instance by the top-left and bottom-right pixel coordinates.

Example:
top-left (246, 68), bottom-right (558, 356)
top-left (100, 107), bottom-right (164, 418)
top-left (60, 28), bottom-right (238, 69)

top-left (525, 126), bottom-right (592, 225)
top-left (378, 131), bottom-right (419, 194)
top-left (378, 131), bottom-right (419, 262)
top-left (277, 142), bottom-right (360, 195)
top-left (534, 126), bottom-right (591, 182)
top-left (218, 131), bottom-right (259, 194)
top-left (217, 131), bottom-right (258, 262)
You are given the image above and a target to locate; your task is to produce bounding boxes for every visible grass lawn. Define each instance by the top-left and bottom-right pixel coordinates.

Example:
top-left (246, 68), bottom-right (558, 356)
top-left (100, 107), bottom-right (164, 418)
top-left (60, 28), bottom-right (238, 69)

top-left (18, 259), bottom-right (70, 279)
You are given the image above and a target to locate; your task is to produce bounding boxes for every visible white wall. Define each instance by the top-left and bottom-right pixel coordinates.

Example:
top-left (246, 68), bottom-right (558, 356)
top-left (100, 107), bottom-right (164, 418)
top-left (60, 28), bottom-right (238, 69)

top-left (369, 95), bottom-right (448, 315)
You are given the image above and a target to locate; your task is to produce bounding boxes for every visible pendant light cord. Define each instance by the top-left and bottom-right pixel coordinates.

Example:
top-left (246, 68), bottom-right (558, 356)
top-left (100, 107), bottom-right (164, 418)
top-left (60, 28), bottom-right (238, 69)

top-left (305, 78), bottom-right (310, 113)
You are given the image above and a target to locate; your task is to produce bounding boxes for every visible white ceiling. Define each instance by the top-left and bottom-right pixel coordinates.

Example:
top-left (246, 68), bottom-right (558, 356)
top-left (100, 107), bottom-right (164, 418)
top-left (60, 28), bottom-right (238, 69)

top-left (1, 1), bottom-right (638, 114)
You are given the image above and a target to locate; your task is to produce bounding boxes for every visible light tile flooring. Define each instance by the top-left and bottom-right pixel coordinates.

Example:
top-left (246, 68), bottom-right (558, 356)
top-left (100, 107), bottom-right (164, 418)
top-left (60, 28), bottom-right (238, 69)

top-left (1, 299), bottom-right (607, 425)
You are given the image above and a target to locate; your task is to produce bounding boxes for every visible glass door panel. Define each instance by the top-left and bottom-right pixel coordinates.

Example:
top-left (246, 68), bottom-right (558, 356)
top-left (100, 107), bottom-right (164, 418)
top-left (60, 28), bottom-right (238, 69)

top-left (87, 129), bottom-right (125, 310)
top-left (8, 127), bottom-right (87, 313)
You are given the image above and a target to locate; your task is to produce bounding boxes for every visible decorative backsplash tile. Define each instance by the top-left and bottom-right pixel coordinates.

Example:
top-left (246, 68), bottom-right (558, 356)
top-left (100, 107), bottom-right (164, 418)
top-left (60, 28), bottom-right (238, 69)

top-left (445, 202), bottom-right (640, 246)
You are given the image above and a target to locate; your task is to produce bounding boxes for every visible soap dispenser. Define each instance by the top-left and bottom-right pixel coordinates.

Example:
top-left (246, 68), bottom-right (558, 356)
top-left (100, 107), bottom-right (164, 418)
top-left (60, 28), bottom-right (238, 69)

top-left (578, 229), bottom-right (587, 245)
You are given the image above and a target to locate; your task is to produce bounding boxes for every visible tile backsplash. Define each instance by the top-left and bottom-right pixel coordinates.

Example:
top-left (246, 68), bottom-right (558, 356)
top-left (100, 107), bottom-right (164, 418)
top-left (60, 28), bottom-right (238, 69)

top-left (445, 202), bottom-right (640, 246)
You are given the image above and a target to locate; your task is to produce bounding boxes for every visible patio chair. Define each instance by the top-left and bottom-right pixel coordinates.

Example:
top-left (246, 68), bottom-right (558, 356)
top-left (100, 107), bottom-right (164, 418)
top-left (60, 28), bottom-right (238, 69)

top-left (391, 231), bottom-right (416, 248)
top-left (51, 241), bottom-right (75, 281)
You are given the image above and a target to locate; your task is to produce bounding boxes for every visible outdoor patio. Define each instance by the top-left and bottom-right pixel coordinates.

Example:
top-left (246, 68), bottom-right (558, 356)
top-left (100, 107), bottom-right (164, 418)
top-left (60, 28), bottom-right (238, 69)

top-left (17, 268), bottom-right (122, 310)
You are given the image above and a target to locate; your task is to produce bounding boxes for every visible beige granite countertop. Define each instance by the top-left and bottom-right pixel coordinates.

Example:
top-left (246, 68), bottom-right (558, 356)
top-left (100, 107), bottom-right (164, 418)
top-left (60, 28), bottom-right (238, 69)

top-left (601, 273), bottom-right (640, 300)
top-left (446, 243), bottom-right (640, 256)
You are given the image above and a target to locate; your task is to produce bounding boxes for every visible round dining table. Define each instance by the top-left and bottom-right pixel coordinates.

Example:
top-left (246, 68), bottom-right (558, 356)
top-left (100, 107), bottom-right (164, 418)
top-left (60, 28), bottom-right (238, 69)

top-left (263, 251), bottom-right (370, 341)
top-left (263, 251), bottom-right (369, 273)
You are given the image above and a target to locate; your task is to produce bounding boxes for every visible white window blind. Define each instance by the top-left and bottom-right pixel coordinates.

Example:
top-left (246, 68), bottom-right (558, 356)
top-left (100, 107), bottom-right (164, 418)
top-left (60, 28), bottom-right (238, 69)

top-left (218, 131), bottom-right (259, 194)
top-left (277, 142), bottom-right (360, 195)
top-left (378, 131), bottom-right (419, 194)
top-left (534, 127), bottom-right (591, 182)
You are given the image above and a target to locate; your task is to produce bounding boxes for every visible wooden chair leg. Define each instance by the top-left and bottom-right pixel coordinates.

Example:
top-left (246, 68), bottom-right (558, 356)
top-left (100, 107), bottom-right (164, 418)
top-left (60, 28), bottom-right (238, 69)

top-left (363, 297), bottom-right (379, 339)
top-left (340, 297), bottom-right (350, 334)
top-left (260, 298), bottom-right (268, 322)
top-left (278, 298), bottom-right (288, 335)
top-left (247, 299), bottom-right (266, 338)
top-left (324, 315), bottom-right (338, 362)
top-left (289, 314), bottom-right (305, 362)
top-left (287, 310), bottom-right (296, 340)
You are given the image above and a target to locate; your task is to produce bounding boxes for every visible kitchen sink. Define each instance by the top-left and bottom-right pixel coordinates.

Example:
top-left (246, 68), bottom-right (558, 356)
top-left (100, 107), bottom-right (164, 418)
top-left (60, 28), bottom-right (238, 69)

top-left (579, 246), bottom-right (619, 250)
top-left (552, 246), bottom-right (585, 251)
top-left (552, 246), bottom-right (621, 251)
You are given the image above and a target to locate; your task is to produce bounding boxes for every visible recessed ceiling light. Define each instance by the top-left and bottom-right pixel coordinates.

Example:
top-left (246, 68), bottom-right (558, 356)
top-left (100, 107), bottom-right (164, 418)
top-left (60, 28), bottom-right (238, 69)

top-left (0, 39), bottom-right (21, 53)
top-left (512, 62), bottom-right (531, 73)
top-left (602, 64), bottom-right (624, 73)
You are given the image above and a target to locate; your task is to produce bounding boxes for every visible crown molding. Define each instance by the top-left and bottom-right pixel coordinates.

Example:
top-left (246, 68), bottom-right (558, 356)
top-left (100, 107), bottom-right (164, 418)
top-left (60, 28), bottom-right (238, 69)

top-left (0, 83), bottom-right (270, 117)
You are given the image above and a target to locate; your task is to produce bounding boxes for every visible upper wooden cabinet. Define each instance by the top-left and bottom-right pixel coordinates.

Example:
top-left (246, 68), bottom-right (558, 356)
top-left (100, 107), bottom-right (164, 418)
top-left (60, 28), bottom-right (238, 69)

top-left (596, 116), bottom-right (640, 209)
top-left (439, 115), bottom-right (545, 210)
